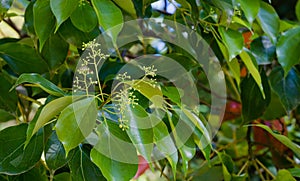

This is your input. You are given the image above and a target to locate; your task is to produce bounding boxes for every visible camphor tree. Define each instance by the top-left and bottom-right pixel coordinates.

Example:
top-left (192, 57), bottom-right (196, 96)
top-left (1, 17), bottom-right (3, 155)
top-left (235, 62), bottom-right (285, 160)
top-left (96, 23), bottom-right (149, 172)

top-left (0, 0), bottom-right (300, 180)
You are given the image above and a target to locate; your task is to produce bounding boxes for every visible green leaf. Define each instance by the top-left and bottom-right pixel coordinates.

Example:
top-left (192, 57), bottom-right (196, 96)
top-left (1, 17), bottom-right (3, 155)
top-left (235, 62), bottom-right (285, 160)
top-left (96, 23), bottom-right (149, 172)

top-left (0, 124), bottom-right (43, 175)
top-left (276, 169), bottom-right (297, 181)
top-left (112, 0), bottom-right (137, 17)
top-left (241, 70), bottom-right (271, 123)
top-left (0, 43), bottom-right (48, 74)
top-left (276, 27), bottom-right (300, 75)
top-left (0, 73), bottom-right (18, 112)
top-left (54, 172), bottom-right (71, 181)
top-left (12, 73), bottom-right (65, 97)
top-left (296, 0), bottom-right (300, 21)
top-left (33, 0), bottom-right (56, 52)
top-left (250, 36), bottom-right (275, 65)
top-left (45, 132), bottom-right (69, 170)
top-left (0, 109), bottom-right (14, 122)
top-left (252, 124), bottom-right (300, 158)
top-left (41, 33), bottom-right (69, 70)
top-left (55, 98), bottom-right (97, 155)
top-left (269, 67), bottom-right (300, 113)
top-left (131, 80), bottom-right (163, 108)
top-left (6, 164), bottom-right (48, 181)
top-left (218, 27), bottom-right (244, 61)
top-left (162, 86), bottom-right (182, 106)
top-left (58, 19), bottom-right (100, 47)
top-left (240, 50), bottom-right (264, 96)
top-left (236, 0), bottom-right (260, 24)
top-left (31, 96), bottom-right (73, 138)
top-left (69, 146), bottom-right (104, 181)
top-left (256, 2), bottom-right (279, 44)
top-left (91, 0), bottom-right (123, 43)
top-left (24, 2), bottom-right (35, 36)
top-left (227, 58), bottom-right (241, 86)
top-left (124, 105), bottom-right (153, 163)
top-left (287, 168), bottom-right (300, 178)
top-left (261, 90), bottom-right (286, 120)
top-left (153, 121), bottom-right (178, 179)
top-left (90, 123), bottom-right (138, 181)
top-left (50, 0), bottom-right (78, 32)
top-left (70, 2), bottom-right (98, 32)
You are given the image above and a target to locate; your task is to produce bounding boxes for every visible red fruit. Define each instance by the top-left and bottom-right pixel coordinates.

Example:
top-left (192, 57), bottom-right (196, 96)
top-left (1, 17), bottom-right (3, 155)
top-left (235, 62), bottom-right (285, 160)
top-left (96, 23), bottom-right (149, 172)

top-left (134, 155), bottom-right (150, 179)
top-left (242, 31), bottom-right (252, 48)
top-left (222, 101), bottom-right (242, 121)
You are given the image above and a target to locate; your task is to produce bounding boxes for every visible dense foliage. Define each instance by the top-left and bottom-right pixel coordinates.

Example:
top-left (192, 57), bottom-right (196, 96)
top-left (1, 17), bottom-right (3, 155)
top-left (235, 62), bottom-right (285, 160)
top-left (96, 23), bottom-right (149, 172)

top-left (0, 0), bottom-right (300, 180)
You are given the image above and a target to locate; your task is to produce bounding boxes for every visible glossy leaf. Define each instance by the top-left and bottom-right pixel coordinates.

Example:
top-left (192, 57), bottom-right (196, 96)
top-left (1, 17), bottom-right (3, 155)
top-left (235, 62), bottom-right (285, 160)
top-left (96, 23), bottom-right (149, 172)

top-left (0, 73), bottom-right (17, 112)
top-left (241, 70), bottom-right (271, 123)
top-left (6, 164), bottom-right (48, 181)
top-left (24, 1), bottom-right (35, 35)
top-left (153, 121), bottom-right (178, 178)
top-left (218, 27), bottom-right (244, 61)
top-left (0, 109), bottom-right (14, 122)
top-left (131, 80), bottom-right (163, 108)
top-left (0, 43), bottom-right (48, 74)
top-left (256, 2), bottom-right (279, 44)
top-left (112, 0), bottom-right (136, 17)
top-left (58, 19), bottom-right (100, 47)
top-left (33, 0), bottom-right (56, 51)
top-left (236, 0), bottom-right (260, 24)
top-left (50, 0), bottom-right (78, 32)
top-left (41, 33), bottom-right (69, 70)
top-left (31, 96), bottom-right (73, 138)
top-left (252, 124), bottom-right (300, 159)
top-left (91, 0), bottom-right (123, 43)
top-left (45, 132), bottom-right (69, 170)
top-left (12, 73), bottom-right (65, 97)
top-left (91, 123), bottom-right (138, 181)
top-left (288, 168), bottom-right (300, 178)
top-left (250, 36), bottom-right (275, 65)
top-left (70, 2), bottom-right (98, 32)
top-left (124, 105), bottom-right (153, 163)
top-left (69, 146), bottom-right (104, 181)
top-left (0, 124), bottom-right (43, 175)
top-left (276, 27), bottom-right (300, 75)
top-left (55, 98), bottom-right (97, 154)
top-left (240, 50), bottom-right (263, 96)
top-left (269, 67), bottom-right (300, 113)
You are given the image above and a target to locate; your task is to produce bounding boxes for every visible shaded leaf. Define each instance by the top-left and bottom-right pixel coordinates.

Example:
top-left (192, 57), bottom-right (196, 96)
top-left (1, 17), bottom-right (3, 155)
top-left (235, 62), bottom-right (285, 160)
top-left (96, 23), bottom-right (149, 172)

top-left (24, 1), bottom-right (35, 35)
top-left (0, 73), bottom-right (17, 112)
top-left (0, 109), bottom-right (14, 122)
top-left (0, 124), bottom-right (43, 175)
top-left (91, 0), bottom-right (123, 43)
top-left (250, 36), bottom-right (275, 65)
top-left (276, 27), bottom-right (300, 75)
top-left (33, 0), bottom-right (56, 51)
top-left (241, 70), bottom-right (271, 123)
top-left (55, 98), bottom-right (97, 155)
top-left (69, 146), bottom-right (104, 181)
top-left (54, 172), bottom-right (71, 181)
top-left (261, 90), bottom-right (286, 120)
top-left (91, 123), bottom-right (138, 181)
top-left (0, 43), bottom-right (48, 74)
top-left (218, 27), bottom-right (244, 60)
top-left (45, 132), bottom-right (69, 170)
top-left (58, 19), bottom-right (100, 47)
top-left (41, 33), bottom-right (69, 70)
top-left (256, 2), bottom-right (279, 44)
top-left (50, 0), bottom-right (78, 32)
top-left (296, 0), bottom-right (300, 21)
top-left (288, 168), bottom-right (300, 178)
top-left (12, 73), bottom-right (65, 97)
top-left (70, 2), bottom-right (98, 32)
top-left (269, 67), bottom-right (300, 113)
